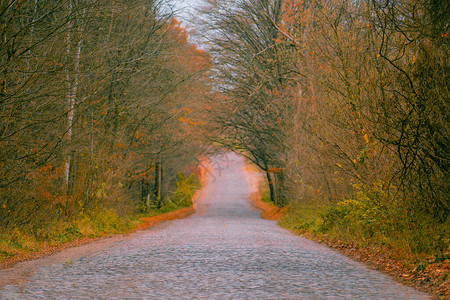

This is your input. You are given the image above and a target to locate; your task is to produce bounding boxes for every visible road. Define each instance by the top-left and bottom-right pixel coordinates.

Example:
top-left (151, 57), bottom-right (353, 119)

top-left (0, 153), bottom-right (427, 299)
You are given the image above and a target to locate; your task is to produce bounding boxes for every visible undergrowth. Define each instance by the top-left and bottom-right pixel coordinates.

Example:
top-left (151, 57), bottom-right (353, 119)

top-left (0, 172), bottom-right (201, 262)
top-left (154, 172), bottom-right (201, 214)
top-left (279, 183), bottom-right (450, 261)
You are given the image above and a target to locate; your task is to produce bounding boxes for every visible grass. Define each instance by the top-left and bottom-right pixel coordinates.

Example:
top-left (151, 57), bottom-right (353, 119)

top-left (0, 209), bottom-right (136, 262)
top-left (157, 172), bottom-right (201, 214)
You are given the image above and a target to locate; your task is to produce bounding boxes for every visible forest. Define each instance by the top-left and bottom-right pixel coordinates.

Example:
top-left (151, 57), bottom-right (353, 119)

top-left (1, 0), bottom-right (449, 290)
top-left (204, 0), bottom-right (448, 257)
top-left (0, 0), bottom-right (211, 253)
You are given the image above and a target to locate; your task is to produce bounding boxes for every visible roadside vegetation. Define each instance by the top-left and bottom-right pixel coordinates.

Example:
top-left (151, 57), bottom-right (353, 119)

top-left (204, 0), bottom-right (449, 297)
top-left (280, 186), bottom-right (449, 297)
top-left (0, 171), bottom-right (202, 265)
top-left (281, 183), bottom-right (449, 258)
top-left (254, 178), bottom-right (449, 296)
top-left (0, 0), bottom-right (210, 265)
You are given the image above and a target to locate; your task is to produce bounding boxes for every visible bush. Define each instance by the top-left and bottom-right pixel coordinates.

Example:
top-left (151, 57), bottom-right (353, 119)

top-left (142, 172), bottom-right (201, 215)
top-left (321, 184), bottom-right (388, 242)
top-left (76, 209), bottom-right (131, 237)
top-left (169, 172), bottom-right (201, 208)
top-left (0, 172), bottom-right (203, 262)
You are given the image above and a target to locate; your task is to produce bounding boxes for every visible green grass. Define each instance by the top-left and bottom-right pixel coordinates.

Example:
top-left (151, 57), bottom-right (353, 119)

top-left (279, 201), bottom-right (326, 234)
top-left (260, 189), bottom-right (272, 204)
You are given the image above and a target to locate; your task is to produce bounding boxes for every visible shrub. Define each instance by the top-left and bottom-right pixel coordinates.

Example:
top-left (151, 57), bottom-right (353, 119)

top-left (170, 172), bottom-right (201, 208)
top-left (321, 184), bottom-right (389, 242)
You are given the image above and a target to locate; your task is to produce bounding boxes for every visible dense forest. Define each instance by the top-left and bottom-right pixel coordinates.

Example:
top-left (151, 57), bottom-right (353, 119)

top-left (1, 0), bottom-right (448, 281)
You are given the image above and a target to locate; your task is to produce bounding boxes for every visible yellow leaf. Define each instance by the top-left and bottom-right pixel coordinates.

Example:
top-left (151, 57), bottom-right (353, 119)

top-left (363, 134), bottom-right (369, 144)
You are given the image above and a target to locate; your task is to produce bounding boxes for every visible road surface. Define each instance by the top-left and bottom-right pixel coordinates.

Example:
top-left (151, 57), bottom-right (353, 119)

top-left (0, 153), bottom-right (427, 299)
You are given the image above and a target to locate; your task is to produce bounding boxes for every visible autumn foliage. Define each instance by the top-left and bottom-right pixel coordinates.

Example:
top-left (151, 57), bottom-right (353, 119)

top-left (0, 0), bottom-right (211, 251)
top-left (204, 0), bottom-right (449, 289)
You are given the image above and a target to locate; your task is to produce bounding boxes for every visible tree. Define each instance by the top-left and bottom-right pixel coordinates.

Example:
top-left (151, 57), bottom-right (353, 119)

top-left (204, 0), bottom-right (295, 205)
top-left (0, 0), bottom-right (212, 231)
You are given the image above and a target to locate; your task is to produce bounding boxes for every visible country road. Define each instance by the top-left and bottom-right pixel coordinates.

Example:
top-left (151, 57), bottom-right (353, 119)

top-left (0, 153), bottom-right (427, 299)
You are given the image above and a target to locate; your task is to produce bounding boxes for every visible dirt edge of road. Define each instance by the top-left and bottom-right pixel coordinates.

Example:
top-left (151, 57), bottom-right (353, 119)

top-left (246, 166), bottom-right (447, 299)
top-left (245, 164), bottom-right (286, 221)
top-left (250, 190), bottom-right (286, 221)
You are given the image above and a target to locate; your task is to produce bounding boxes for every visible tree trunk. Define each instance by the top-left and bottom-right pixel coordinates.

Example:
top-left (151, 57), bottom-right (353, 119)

top-left (275, 170), bottom-right (289, 206)
top-left (266, 170), bottom-right (276, 205)
top-left (154, 163), bottom-right (161, 207)
top-left (64, 2), bottom-right (86, 195)
top-left (64, 0), bottom-right (74, 194)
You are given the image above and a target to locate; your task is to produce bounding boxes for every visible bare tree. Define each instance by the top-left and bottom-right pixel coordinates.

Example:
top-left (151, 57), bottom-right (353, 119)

top-left (204, 0), bottom-right (294, 205)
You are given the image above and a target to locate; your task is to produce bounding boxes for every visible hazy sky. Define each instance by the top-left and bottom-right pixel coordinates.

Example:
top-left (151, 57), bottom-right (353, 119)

top-left (172, 0), bottom-right (206, 25)
top-left (170, 0), bottom-right (209, 47)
